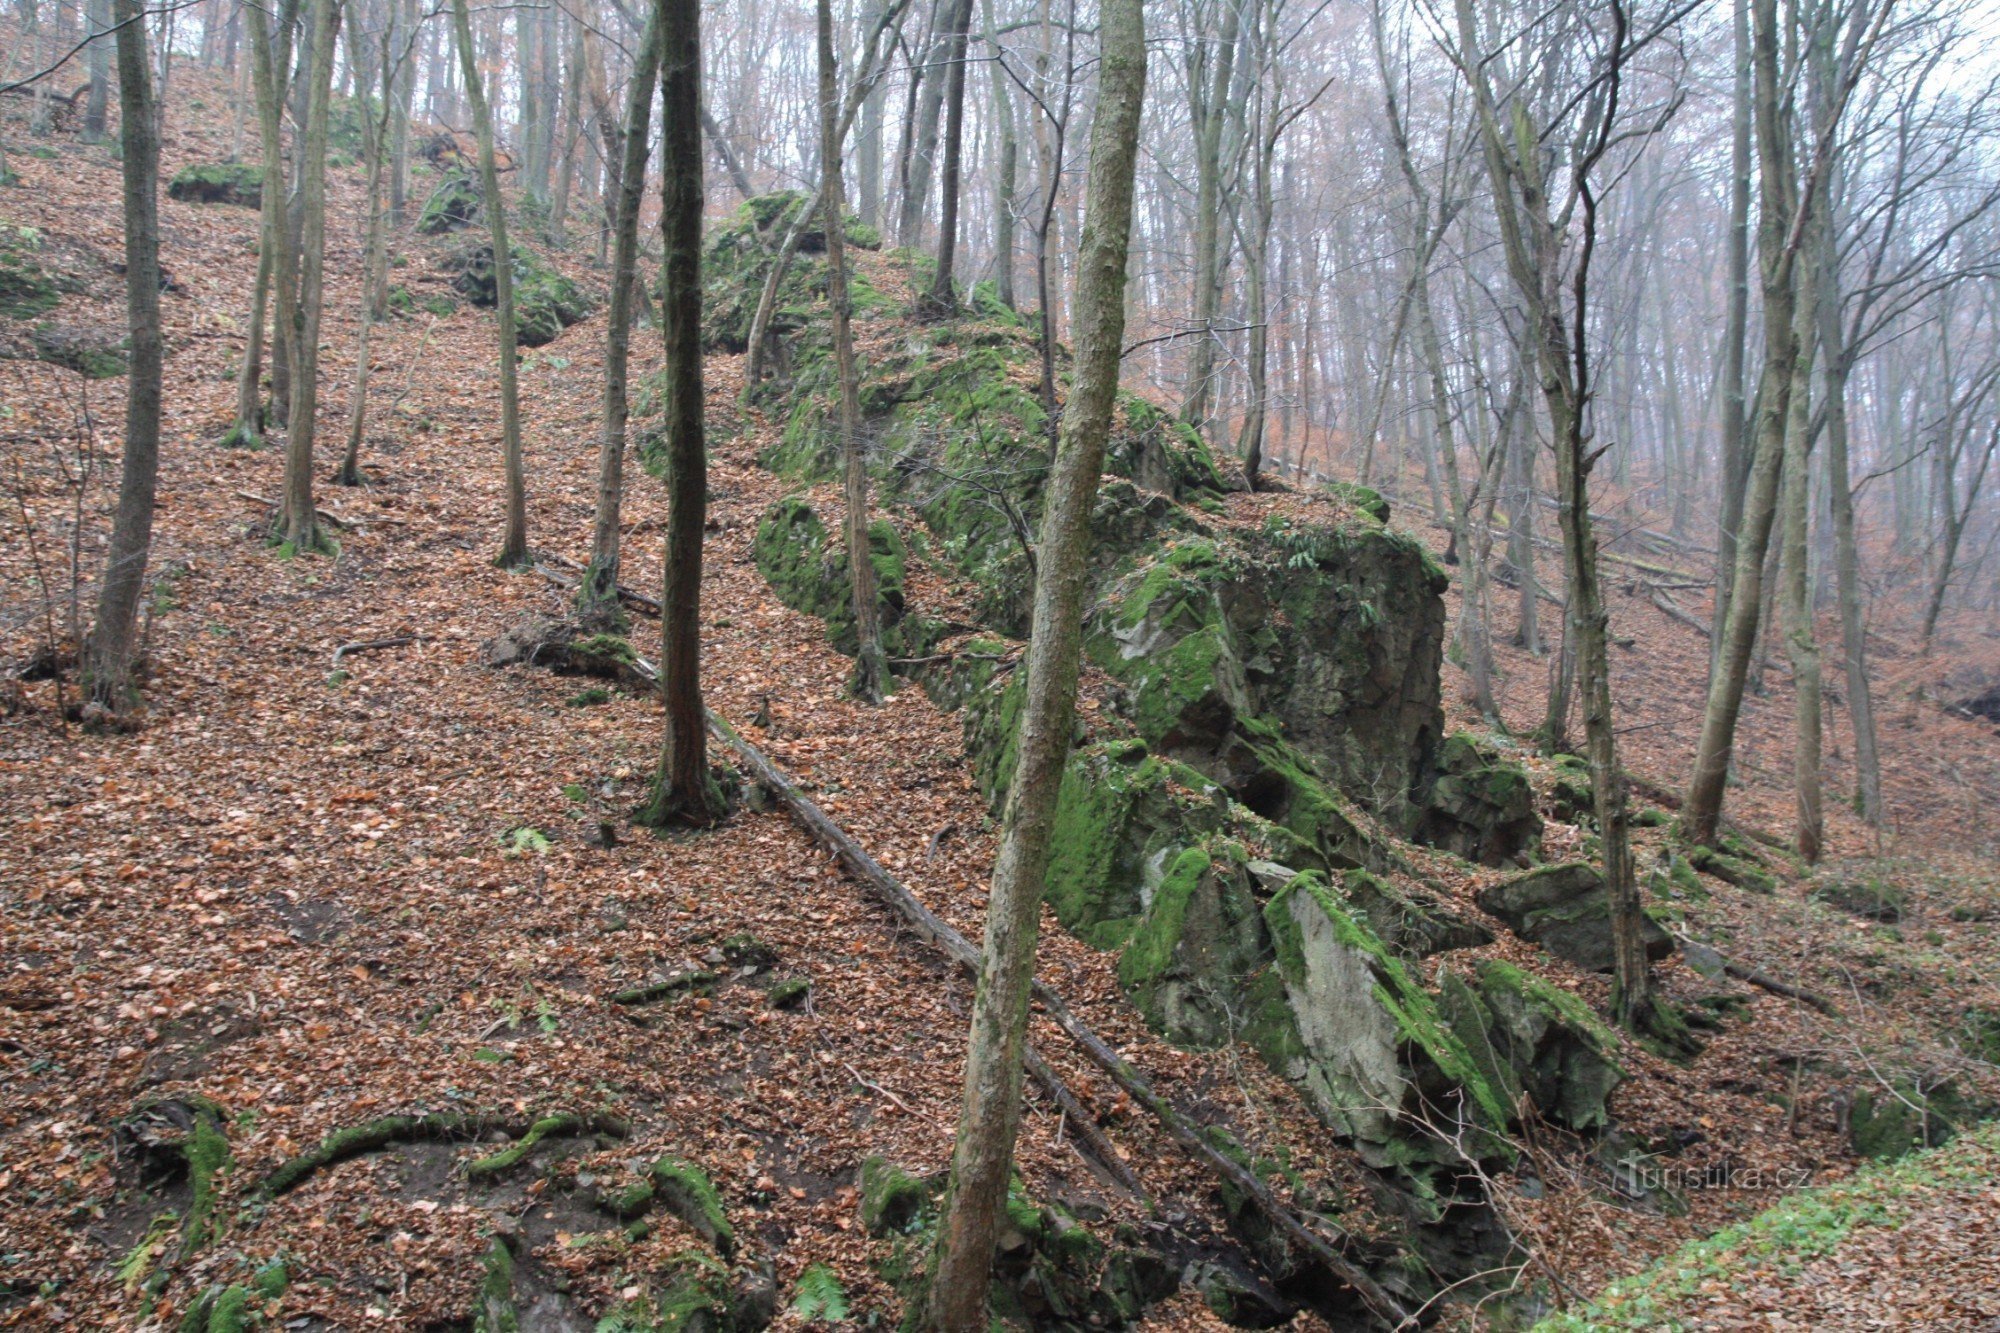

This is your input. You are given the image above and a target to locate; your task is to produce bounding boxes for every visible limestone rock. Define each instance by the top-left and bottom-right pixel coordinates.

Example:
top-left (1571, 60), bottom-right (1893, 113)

top-left (1440, 960), bottom-right (1625, 1131)
top-left (1415, 733), bottom-right (1542, 866)
top-left (1477, 862), bottom-right (1672, 973)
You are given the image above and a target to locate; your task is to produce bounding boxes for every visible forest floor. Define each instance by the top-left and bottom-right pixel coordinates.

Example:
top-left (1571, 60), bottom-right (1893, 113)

top-left (4, 53), bottom-right (2000, 1331)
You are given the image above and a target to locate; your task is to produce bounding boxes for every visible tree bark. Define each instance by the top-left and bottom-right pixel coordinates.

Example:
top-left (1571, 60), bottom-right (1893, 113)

top-left (638, 0), bottom-right (724, 827)
top-left (924, 0), bottom-right (1145, 1316)
top-left (1780, 224), bottom-right (1823, 863)
top-left (451, 0), bottom-right (530, 569)
top-left (821, 0), bottom-right (889, 701)
top-left (279, 0), bottom-right (339, 555)
top-left (1179, 0), bottom-right (1240, 435)
top-left (922, 0), bottom-right (973, 313)
top-left (579, 3), bottom-right (663, 631)
top-left (83, 0), bottom-right (164, 716)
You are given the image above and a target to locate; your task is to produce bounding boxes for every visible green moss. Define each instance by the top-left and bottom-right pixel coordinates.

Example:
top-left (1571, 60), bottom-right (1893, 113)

top-left (1686, 844), bottom-right (1778, 895)
top-left (473, 1235), bottom-right (518, 1333)
top-left (649, 1156), bottom-right (734, 1256)
top-left (418, 170), bottom-right (480, 234)
top-left (1536, 1122), bottom-right (2000, 1330)
top-left (466, 1113), bottom-right (594, 1180)
top-left (180, 1108), bottom-right (232, 1252)
top-left (766, 977), bottom-right (811, 1010)
top-left (859, 1156), bottom-right (932, 1236)
top-left (1322, 480), bottom-right (1391, 523)
top-left (0, 224), bottom-right (61, 318)
top-left (168, 162), bottom-right (264, 206)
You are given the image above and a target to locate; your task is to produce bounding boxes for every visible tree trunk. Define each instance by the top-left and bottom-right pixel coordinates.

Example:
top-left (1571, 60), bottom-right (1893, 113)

top-left (896, 0), bottom-right (950, 246)
top-left (1684, 0), bottom-right (1804, 847)
top-left (1180, 0), bottom-right (1240, 434)
top-left (637, 0), bottom-right (724, 828)
top-left (924, 0), bottom-right (1146, 1315)
top-left (821, 0), bottom-right (889, 701)
top-left (84, 0), bottom-right (111, 142)
top-left (338, 16), bottom-right (400, 488)
top-left (981, 0), bottom-right (1017, 309)
top-left (83, 0), bottom-right (165, 716)
top-left (1817, 290), bottom-right (1881, 827)
top-left (923, 0), bottom-right (973, 314)
top-left (451, 0), bottom-right (530, 569)
top-left (245, 0), bottom-right (298, 436)
top-left (1780, 231), bottom-right (1823, 863)
top-left (1711, 0), bottom-right (1753, 674)
top-left (578, 1), bottom-right (662, 631)
top-left (279, 0), bottom-right (339, 555)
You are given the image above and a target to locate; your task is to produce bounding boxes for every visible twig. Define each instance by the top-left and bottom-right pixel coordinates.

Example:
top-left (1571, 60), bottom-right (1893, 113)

top-left (843, 1063), bottom-right (925, 1119)
top-left (1668, 929), bottom-right (1840, 1016)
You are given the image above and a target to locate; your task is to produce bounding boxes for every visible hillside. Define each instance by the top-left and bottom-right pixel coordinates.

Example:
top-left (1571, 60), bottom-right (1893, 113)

top-left (4, 52), bottom-right (2000, 1332)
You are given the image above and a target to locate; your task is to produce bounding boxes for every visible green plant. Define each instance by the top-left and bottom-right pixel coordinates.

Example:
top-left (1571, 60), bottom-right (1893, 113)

top-left (501, 826), bottom-right (551, 857)
top-left (790, 1263), bottom-right (850, 1322)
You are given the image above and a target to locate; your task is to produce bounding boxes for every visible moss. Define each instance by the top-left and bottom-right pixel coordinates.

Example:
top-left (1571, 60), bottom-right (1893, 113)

top-left (1322, 480), bottom-right (1391, 523)
top-left (180, 1107), bottom-right (232, 1252)
top-left (449, 240), bottom-right (594, 345)
top-left (1267, 871), bottom-right (1513, 1140)
top-left (1686, 844), bottom-right (1779, 895)
top-left (0, 224), bottom-right (61, 319)
top-left (753, 498), bottom-right (923, 662)
top-left (595, 1251), bottom-right (734, 1332)
top-left (1812, 874), bottom-right (1906, 922)
top-left (1115, 846), bottom-right (1213, 999)
top-left (466, 1113), bottom-right (593, 1180)
top-left (650, 1157), bottom-right (734, 1257)
top-left (168, 162), bottom-right (264, 206)
top-left (859, 1156), bottom-right (932, 1236)
top-left (418, 170), bottom-right (481, 234)
top-left (473, 1235), bottom-right (518, 1333)
top-left (766, 977), bottom-right (811, 1010)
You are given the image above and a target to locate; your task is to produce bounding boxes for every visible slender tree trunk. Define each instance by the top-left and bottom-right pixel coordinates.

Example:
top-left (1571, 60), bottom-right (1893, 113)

top-left (1818, 302), bottom-right (1880, 828)
top-left (338, 25), bottom-right (399, 488)
top-left (924, 0), bottom-right (1146, 1316)
top-left (451, 0), bottom-right (530, 569)
top-left (1781, 237), bottom-right (1823, 863)
top-left (923, 0), bottom-right (973, 313)
top-left (279, 0), bottom-right (339, 555)
top-left (84, 0), bottom-right (111, 141)
top-left (246, 0), bottom-right (298, 435)
top-left (84, 0), bottom-right (165, 716)
top-left (1180, 0), bottom-right (1240, 434)
top-left (1684, 0), bottom-right (1804, 846)
top-left (1711, 0), bottom-right (1753, 675)
top-left (578, 1), bottom-right (662, 630)
top-left (821, 0), bottom-right (889, 701)
top-left (897, 0), bottom-right (950, 245)
top-left (223, 241), bottom-right (272, 448)
top-left (638, 0), bottom-right (724, 828)
top-left (982, 0), bottom-right (1017, 309)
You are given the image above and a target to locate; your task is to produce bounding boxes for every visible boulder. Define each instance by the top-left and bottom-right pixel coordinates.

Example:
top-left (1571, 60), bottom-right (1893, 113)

top-left (417, 170), bottom-right (481, 234)
top-left (752, 497), bottom-right (939, 662)
top-left (1440, 960), bottom-right (1624, 1131)
top-left (1415, 733), bottom-right (1543, 865)
top-left (0, 223), bottom-right (63, 319)
top-left (1477, 862), bottom-right (1672, 973)
top-left (167, 162), bottom-right (263, 207)
top-left (448, 241), bottom-right (594, 347)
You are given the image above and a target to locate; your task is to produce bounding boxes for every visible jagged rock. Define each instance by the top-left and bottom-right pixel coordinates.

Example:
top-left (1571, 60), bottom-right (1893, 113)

top-left (1322, 479), bottom-right (1391, 524)
top-left (1114, 842), bottom-right (1268, 1047)
top-left (1416, 733), bottom-right (1542, 866)
top-left (1440, 960), bottom-right (1624, 1130)
top-left (1476, 862), bottom-right (1672, 973)
top-left (23, 322), bottom-right (126, 378)
top-left (1262, 871), bottom-right (1510, 1167)
top-left (168, 162), bottom-right (263, 206)
top-left (447, 240), bottom-right (594, 346)
top-left (1546, 753), bottom-right (1595, 824)
top-left (1187, 1261), bottom-right (1293, 1328)
top-left (1339, 867), bottom-right (1493, 958)
top-left (1812, 872), bottom-right (1906, 922)
top-left (417, 169), bottom-right (481, 234)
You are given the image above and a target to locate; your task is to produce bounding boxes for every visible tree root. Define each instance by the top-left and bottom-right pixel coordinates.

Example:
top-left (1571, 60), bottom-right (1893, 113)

top-left (465, 1112), bottom-right (627, 1182)
top-left (609, 970), bottom-right (718, 1007)
top-left (253, 1110), bottom-right (628, 1201)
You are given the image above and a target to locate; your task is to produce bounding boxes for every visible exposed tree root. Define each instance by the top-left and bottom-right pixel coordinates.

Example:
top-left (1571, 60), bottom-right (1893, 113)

top-left (609, 969), bottom-right (719, 1007)
top-left (330, 635), bottom-right (420, 667)
top-left (252, 1110), bottom-right (628, 1201)
top-left (465, 1112), bottom-right (627, 1181)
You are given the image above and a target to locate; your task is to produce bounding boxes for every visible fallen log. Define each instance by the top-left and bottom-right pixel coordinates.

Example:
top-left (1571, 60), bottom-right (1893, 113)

top-left (523, 590), bottom-right (1410, 1322)
top-left (331, 635), bottom-right (420, 667)
top-left (702, 706), bottom-right (1411, 1327)
top-left (1669, 930), bottom-right (1839, 1016)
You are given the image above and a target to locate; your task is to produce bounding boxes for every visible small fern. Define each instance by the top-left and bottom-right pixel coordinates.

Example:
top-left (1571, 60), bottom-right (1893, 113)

top-left (791, 1262), bottom-right (851, 1322)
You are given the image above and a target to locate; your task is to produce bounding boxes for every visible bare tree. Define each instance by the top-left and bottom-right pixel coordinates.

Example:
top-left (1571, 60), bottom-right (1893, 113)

top-left (925, 0), bottom-right (1147, 1315)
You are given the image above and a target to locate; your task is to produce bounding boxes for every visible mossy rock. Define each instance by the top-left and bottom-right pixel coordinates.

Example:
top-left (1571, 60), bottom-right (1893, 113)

top-left (592, 1250), bottom-right (737, 1332)
top-left (649, 1157), bottom-right (734, 1258)
top-left (1416, 733), bottom-right (1543, 866)
top-left (1113, 842), bottom-right (1270, 1047)
top-left (1440, 960), bottom-right (1624, 1131)
top-left (1263, 870), bottom-right (1512, 1167)
top-left (752, 497), bottom-right (935, 663)
top-left (1848, 1079), bottom-right (1986, 1161)
top-left (1812, 873), bottom-right (1906, 922)
top-left (1477, 862), bottom-right (1672, 974)
top-left (168, 161), bottom-right (263, 207)
top-left (20, 322), bottom-right (126, 378)
top-left (1686, 844), bottom-right (1779, 895)
top-left (448, 240), bottom-right (594, 347)
top-left (857, 1156), bottom-right (932, 1236)
top-left (0, 223), bottom-right (62, 319)
top-left (418, 169), bottom-right (481, 234)
top-left (1546, 753), bottom-right (1595, 825)
top-left (1321, 479), bottom-right (1390, 523)
top-left (1336, 867), bottom-right (1493, 958)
